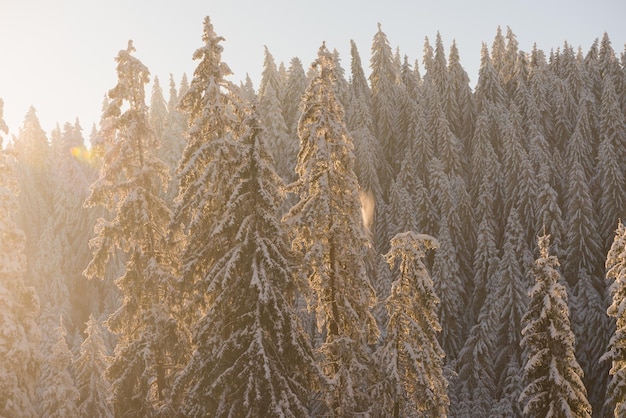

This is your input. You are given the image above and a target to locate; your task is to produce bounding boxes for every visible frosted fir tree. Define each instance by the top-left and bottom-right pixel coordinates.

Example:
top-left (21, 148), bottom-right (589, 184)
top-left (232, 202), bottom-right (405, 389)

top-left (282, 57), bottom-right (308, 138)
top-left (347, 39), bottom-right (383, 200)
top-left (428, 158), bottom-right (467, 361)
top-left (446, 40), bottom-right (475, 149)
top-left (564, 157), bottom-right (609, 414)
top-left (0, 107), bottom-right (41, 417)
top-left (150, 76), bottom-right (168, 140)
top-left (369, 23), bottom-right (400, 190)
top-left (73, 315), bottom-right (113, 418)
top-left (170, 17), bottom-right (248, 330)
top-left (492, 207), bottom-right (528, 417)
top-left (596, 72), bottom-right (626, 252)
top-left (605, 221), bottom-right (626, 417)
top-left (379, 232), bottom-right (448, 417)
top-left (84, 41), bottom-right (183, 417)
top-left (284, 44), bottom-right (379, 416)
top-left (347, 39), bottom-right (388, 253)
top-left (259, 48), bottom-right (294, 183)
top-left (474, 43), bottom-right (507, 114)
top-left (454, 294), bottom-right (498, 418)
top-left (520, 234), bottom-right (591, 418)
top-left (45, 121), bottom-right (97, 329)
top-left (174, 111), bottom-right (320, 417)
top-left (158, 74), bottom-right (187, 204)
top-left (38, 318), bottom-right (79, 418)
top-left (12, 107), bottom-right (52, 287)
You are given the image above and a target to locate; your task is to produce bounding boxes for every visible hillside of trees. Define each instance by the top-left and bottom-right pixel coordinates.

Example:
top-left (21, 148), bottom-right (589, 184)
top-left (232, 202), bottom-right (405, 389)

top-left (2, 15), bottom-right (626, 417)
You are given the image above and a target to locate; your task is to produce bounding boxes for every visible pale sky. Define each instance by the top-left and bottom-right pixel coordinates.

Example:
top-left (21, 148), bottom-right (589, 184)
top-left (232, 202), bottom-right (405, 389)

top-left (0, 0), bottom-right (624, 140)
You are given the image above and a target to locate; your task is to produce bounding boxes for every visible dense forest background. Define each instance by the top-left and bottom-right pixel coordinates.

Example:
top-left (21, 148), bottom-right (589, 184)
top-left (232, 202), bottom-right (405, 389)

top-left (2, 16), bottom-right (626, 417)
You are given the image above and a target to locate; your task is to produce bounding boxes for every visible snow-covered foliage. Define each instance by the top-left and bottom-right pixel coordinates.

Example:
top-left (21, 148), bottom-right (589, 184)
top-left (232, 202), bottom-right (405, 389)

top-left (174, 110), bottom-right (319, 417)
top-left (0, 123), bottom-right (41, 417)
top-left (84, 40), bottom-right (184, 417)
top-left (284, 44), bottom-right (379, 416)
top-left (38, 318), bottom-right (79, 418)
top-left (4, 17), bottom-right (626, 418)
top-left (378, 231), bottom-right (448, 416)
top-left (604, 221), bottom-right (626, 417)
top-left (73, 315), bottom-right (113, 418)
top-left (520, 234), bottom-right (591, 417)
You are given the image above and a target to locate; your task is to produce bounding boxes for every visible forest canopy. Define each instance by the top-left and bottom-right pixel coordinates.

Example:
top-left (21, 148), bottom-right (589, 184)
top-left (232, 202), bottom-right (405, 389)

top-left (1, 16), bottom-right (626, 417)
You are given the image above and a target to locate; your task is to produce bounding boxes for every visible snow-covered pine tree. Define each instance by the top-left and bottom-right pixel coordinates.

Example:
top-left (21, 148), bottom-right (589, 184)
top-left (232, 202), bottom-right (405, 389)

top-left (83, 40), bottom-right (183, 417)
top-left (170, 17), bottom-right (248, 331)
top-left (0, 103), bottom-right (41, 416)
top-left (492, 207), bottom-right (528, 416)
top-left (596, 72), bottom-right (626, 252)
top-left (284, 43), bottom-right (379, 416)
top-left (149, 76), bottom-right (168, 142)
top-left (45, 120), bottom-right (97, 331)
top-left (175, 110), bottom-right (320, 417)
top-left (605, 221), bottom-right (626, 417)
top-left (520, 234), bottom-right (591, 417)
top-left (446, 40), bottom-right (475, 158)
top-left (454, 293), bottom-right (498, 418)
top-left (283, 57), bottom-right (308, 138)
top-left (38, 318), bottom-right (79, 418)
top-left (157, 74), bottom-right (187, 204)
top-left (347, 39), bottom-right (383, 202)
top-left (370, 23), bottom-right (400, 191)
top-left (259, 47), bottom-right (295, 182)
top-left (73, 314), bottom-right (113, 418)
top-left (428, 158), bottom-right (467, 361)
top-left (379, 232), bottom-right (448, 417)
top-left (564, 156), bottom-right (609, 415)
top-left (12, 107), bottom-right (52, 289)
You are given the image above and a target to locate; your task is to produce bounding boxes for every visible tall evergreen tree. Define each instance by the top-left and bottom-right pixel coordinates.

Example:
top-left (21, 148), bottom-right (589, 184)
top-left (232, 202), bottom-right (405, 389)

top-left (429, 158), bottom-right (467, 361)
top-left (175, 109), bottom-right (319, 417)
top-left (84, 41), bottom-right (183, 417)
top-left (492, 207), bottom-right (528, 416)
top-left (284, 44), bottom-right (379, 416)
top-left (379, 232), bottom-right (448, 417)
top-left (283, 57), bottom-right (308, 137)
top-left (73, 315), bottom-right (113, 418)
top-left (259, 47), bottom-right (295, 182)
top-left (170, 18), bottom-right (248, 334)
top-left (12, 107), bottom-right (52, 289)
top-left (348, 39), bottom-right (387, 254)
top-left (454, 293), bottom-right (498, 418)
top-left (605, 221), bottom-right (626, 417)
top-left (520, 234), bottom-right (591, 417)
top-left (596, 72), bottom-right (626, 251)
top-left (0, 109), bottom-right (41, 417)
top-left (38, 318), bottom-right (79, 418)
top-left (370, 23), bottom-right (399, 189)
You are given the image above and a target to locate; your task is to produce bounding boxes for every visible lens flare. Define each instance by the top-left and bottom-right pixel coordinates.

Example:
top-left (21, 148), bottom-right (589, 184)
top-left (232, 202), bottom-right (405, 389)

top-left (70, 146), bottom-right (91, 163)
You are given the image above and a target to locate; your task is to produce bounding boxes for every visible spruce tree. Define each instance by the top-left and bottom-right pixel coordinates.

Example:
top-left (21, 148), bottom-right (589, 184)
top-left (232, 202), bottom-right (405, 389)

top-left (73, 315), bottom-right (113, 418)
top-left (38, 318), bottom-right (79, 418)
top-left (605, 221), bottom-right (626, 416)
top-left (84, 41), bottom-right (182, 417)
top-left (370, 23), bottom-right (399, 190)
top-left (520, 234), bottom-right (591, 417)
top-left (379, 232), bottom-right (448, 417)
top-left (259, 47), bottom-right (294, 182)
top-left (283, 57), bottom-right (308, 138)
top-left (492, 207), bottom-right (528, 416)
top-left (170, 18), bottom-right (248, 334)
top-left (0, 108), bottom-right (41, 417)
top-left (174, 109), bottom-right (319, 417)
top-left (284, 44), bottom-right (379, 416)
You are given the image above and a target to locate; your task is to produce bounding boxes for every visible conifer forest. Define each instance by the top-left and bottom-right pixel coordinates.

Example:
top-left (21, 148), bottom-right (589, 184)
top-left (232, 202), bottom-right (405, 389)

top-left (4, 15), bottom-right (626, 417)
